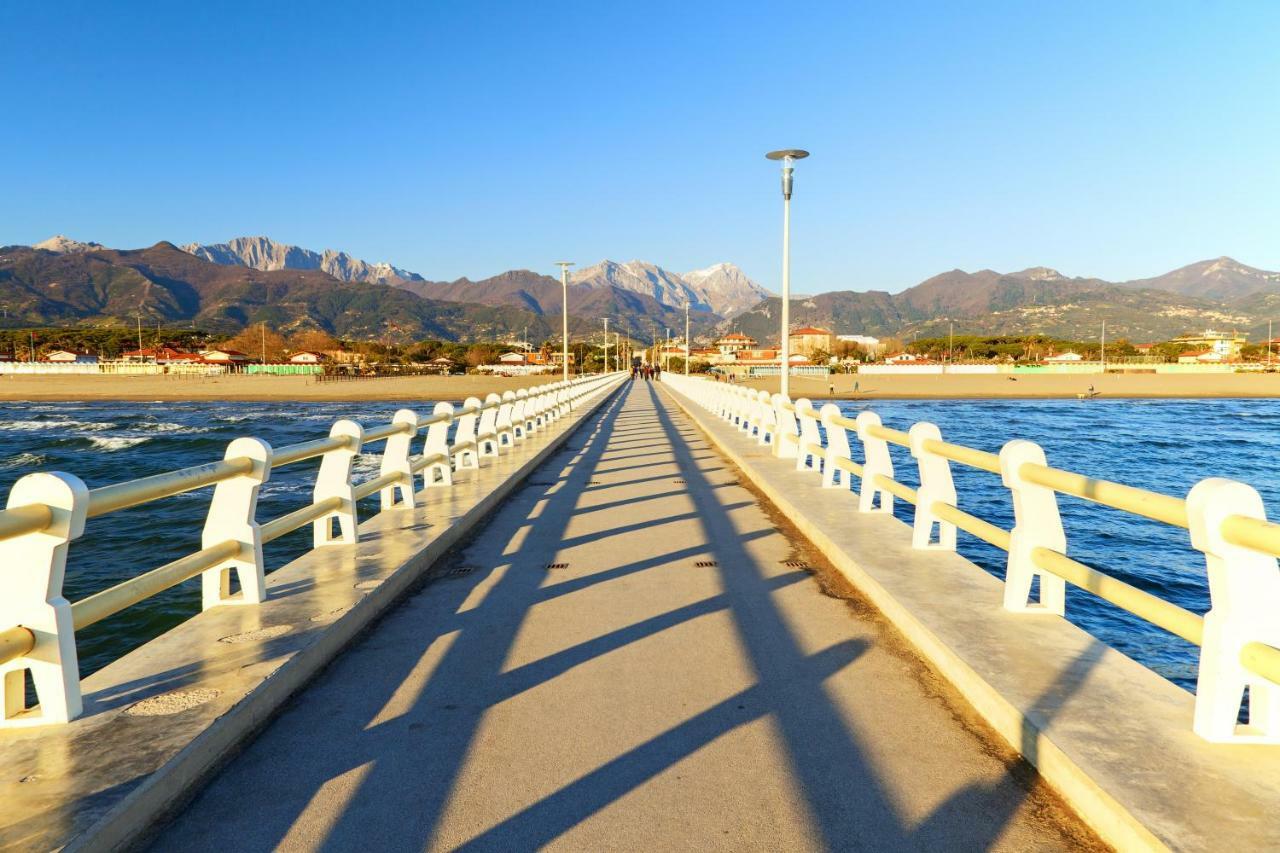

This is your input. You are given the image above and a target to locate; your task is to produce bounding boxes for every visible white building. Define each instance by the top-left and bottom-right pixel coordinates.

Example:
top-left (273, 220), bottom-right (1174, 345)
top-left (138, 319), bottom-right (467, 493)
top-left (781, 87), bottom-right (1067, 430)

top-left (1044, 351), bottom-right (1084, 363)
top-left (44, 350), bottom-right (98, 364)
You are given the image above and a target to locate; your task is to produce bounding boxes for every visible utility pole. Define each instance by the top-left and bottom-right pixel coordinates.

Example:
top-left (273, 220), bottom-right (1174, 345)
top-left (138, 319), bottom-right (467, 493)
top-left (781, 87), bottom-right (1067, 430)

top-left (29, 330), bottom-right (35, 363)
top-left (261, 321), bottom-right (267, 365)
top-left (137, 314), bottom-right (143, 354)
top-left (1100, 321), bottom-right (1106, 372)
top-left (1270, 319), bottom-right (1274, 366)
top-left (948, 322), bottom-right (954, 369)
top-left (602, 317), bottom-right (610, 373)
top-left (665, 328), bottom-right (671, 372)
top-left (685, 302), bottom-right (690, 376)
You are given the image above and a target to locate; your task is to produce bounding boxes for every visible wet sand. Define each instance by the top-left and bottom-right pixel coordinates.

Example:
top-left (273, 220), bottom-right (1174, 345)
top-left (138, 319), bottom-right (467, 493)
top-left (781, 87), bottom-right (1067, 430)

top-left (5, 371), bottom-right (1280, 401)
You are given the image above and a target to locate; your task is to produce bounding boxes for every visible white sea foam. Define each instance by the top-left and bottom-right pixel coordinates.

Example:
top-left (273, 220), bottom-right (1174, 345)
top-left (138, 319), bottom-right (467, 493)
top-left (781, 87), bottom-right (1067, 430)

top-left (0, 451), bottom-right (47, 469)
top-left (88, 436), bottom-right (150, 451)
top-left (0, 419), bottom-right (117, 432)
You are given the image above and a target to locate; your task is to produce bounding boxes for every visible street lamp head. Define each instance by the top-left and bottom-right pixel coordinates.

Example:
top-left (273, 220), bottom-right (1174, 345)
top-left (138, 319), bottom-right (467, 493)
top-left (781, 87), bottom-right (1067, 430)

top-left (766, 149), bottom-right (809, 163)
top-left (766, 149), bottom-right (809, 199)
top-left (554, 261), bottom-right (575, 269)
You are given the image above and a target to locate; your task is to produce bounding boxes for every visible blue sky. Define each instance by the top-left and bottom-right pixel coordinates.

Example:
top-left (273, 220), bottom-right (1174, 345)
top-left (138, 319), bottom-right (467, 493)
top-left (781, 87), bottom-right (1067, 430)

top-left (3, 1), bottom-right (1278, 293)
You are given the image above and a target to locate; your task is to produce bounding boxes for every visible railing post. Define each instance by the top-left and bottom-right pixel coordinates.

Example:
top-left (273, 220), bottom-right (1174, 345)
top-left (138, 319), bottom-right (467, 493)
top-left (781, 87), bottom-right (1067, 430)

top-left (496, 391), bottom-right (516, 448)
top-left (422, 402), bottom-right (454, 487)
top-left (855, 412), bottom-right (893, 513)
top-left (513, 388), bottom-right (530, 440)
top-left (909, 423), bottom-right (956, 550)
top-left (453, 397), bottom-right (481, 469)
top-left (999, 439), bottom-right (1066, 614)
top-left (313, 419), bottom-right (363, 546)
top-left (795, 398), bottom-right (823, 472)
top-left (478, 393), bottom-right (501, 460)
top-left (773, 394), bottom-right (799, 459)
top-left (820, 404), bottom-right (852, 488)
top-left (756, 390), bottom-right (776, 446)
top-left (1186, 478), bottom-right (1280, 742)
top-left (0, 472), bottom-right (88, 727)
top-left (201, 438), bottom-right (271, 609)
top-left (379, 410), bottom-right (418, 510)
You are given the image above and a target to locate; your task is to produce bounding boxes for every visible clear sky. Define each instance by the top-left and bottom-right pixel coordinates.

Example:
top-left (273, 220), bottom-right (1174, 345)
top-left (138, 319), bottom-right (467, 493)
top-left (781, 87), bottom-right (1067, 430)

top-left (3, 1), bottom-right (1277, 294)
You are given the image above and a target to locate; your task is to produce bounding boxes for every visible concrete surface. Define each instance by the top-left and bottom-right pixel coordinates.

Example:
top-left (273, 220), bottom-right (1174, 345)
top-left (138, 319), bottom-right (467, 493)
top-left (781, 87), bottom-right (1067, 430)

top-left (660, 378), bottom-right (1280, 852)
top-left (0, 377), bottom-right (622, 853)
top-left (148, 379), bottom-right (1099, 852)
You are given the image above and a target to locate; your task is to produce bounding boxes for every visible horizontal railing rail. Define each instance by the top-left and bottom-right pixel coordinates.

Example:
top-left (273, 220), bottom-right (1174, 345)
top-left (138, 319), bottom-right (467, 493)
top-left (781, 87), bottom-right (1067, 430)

top-left (0, 372), bottom-right (626, 725)
top-left (660, 372), bottom-right (1280, 744)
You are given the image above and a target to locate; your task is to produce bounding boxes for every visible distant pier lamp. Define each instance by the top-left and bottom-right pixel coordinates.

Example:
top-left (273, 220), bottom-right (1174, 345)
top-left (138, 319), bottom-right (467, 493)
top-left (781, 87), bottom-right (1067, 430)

top-left (766, 148), bottom-right (809, 399)
top-left (555, 261), bottom-right (574, 382)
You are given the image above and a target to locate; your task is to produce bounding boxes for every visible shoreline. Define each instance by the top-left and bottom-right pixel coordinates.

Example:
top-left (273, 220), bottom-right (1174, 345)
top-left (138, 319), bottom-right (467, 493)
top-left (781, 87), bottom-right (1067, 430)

top-left (3, 371), bottom-right (1280, 401)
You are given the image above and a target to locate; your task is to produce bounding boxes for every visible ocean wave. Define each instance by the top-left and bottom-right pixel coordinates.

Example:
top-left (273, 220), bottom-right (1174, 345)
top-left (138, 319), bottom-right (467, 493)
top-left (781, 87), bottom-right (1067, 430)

top-left (0, 451), bottom-right (48, 469)
top-left (0, 419), bottom-right (118, 432)
top-left (88, 436), bottom-right (151, 451)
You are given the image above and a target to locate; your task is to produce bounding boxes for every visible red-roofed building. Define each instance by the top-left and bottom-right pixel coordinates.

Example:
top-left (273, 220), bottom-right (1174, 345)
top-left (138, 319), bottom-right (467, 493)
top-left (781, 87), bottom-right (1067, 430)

top-left (788, 326), bottom-right (834, 357)
top-left (123, 346), bottom-right (203, 363)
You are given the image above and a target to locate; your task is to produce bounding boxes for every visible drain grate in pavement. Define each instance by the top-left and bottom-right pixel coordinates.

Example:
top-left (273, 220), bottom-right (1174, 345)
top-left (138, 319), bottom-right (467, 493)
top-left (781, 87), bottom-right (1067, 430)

top-left (545, 562), bottom-right (569, 570)
top-left (695, 560), bottom-right (718, 568)
top-left (782, 559), bottom-right (811, 569)
top-left (445, 566), bottom-right (477, 577)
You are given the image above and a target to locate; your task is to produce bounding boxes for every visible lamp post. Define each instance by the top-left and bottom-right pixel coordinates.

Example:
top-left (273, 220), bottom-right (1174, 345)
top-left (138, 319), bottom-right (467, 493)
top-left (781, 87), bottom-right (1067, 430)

top-left (684, 302), bottom-right (690, 375)
top-left (766, 148), bottom-right (809, 399)
top-left (555, 261), bottom-right (574, 382)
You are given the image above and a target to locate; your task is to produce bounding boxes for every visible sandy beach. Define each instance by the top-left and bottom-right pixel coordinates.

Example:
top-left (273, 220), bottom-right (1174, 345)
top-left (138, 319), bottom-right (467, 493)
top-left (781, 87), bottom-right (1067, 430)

top-left (3, 371), bottom-right (1280, 402)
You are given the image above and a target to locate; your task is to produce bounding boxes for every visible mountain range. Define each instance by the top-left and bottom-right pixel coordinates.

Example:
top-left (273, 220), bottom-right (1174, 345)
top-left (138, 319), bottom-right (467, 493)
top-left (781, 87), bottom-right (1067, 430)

top-left (725, 259), bottom-right (1277, 344)
top-left (177, 236), bottom-right (770, 320)
top-left (6, 234), bottom-right (1280, 345)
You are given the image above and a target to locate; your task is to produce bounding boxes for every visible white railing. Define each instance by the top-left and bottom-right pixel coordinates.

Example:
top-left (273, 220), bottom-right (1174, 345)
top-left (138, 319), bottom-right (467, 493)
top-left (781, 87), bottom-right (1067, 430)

top-left (0, 372), bottom-right (625, 726)
top-left (661, 372), bottom-right (1280, 744)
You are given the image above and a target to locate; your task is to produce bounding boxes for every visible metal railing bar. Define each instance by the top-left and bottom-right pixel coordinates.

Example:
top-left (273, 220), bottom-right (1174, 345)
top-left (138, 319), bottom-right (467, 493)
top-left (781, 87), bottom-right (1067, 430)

top-left (873, 473), bottom-right (917, 504)
top-left (0, 503), bottom-right (54, 540)
top-left (1221, 514), bottom-right (1280, 560)
top-left (1030, 546), bottom-right (1204, 646)
top-left (1240, 641), bottom-right (1280, 687)
top-left (260, 496), bottom-right (345, 544)
top-left (0, 625), bottom-right (35, 667)
top-left (866, 423), bottom-right (912, 448)
top-left (353, 471), bottom-right (406, 502)
top-left (1020, 463), bottom-right (1189, 529)
top-left (922, 439), bottom-right (1002, 475)
top-left (930, 500), bottom-right (1012, 550)
top-left (272, 435), bottom-right (353, 468)
top-left (86, 457), bottom-right (255, 518)
top-left (71, 539), bottom-right (244, 630)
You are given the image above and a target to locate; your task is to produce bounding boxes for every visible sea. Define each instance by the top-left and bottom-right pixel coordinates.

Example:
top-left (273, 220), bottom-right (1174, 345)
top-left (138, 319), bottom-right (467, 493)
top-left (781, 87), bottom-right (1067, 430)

top-left (1, 396), bottom-right (1274, 692)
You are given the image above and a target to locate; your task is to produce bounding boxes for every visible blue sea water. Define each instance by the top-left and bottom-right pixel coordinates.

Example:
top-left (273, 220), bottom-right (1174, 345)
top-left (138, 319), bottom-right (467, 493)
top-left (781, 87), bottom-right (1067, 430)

top-left (0, 396), bottom-right (1274, 692)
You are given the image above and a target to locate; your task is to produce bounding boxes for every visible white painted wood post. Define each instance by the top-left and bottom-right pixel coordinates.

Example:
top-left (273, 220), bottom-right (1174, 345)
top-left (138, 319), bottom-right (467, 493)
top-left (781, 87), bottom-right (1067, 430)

top-left (453, 397), bottom-right (481, 470)
top-left (0, 472), bottom-right (88, 727)
top-left (497, 391), bottom-right (516, 448)
top-left (380, 409), bottom-right (418, 510)
top-left (999, 439), bottom-right (1066, 614)
top-left (313, 419), bottom-right (363, 547)
top-left (795, 398), bottom-right (824, 472)
top-left (421, 402), bottom-right (454, 487)
top-left (773, 394), bottom-right (799, 459)
top-left (1186, 478), bottom-right (1280, 742)
top-left (755, 390), bottom-right (776, 446)
top-left (855, 412), bottom-right (894, 513)
top-left (201, 437), bottom-right (271, 609)
top-left (477, 393), bottom-right (501, 459)
top-left (909, 423), bottom-right (957, 550)
top-left (820, 403), bottom-right (853, 489)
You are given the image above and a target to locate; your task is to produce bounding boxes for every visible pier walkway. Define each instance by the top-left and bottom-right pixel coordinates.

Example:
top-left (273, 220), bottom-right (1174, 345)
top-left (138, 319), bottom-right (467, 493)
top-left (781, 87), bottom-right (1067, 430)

top-left (151, 380), bottom-right (1095, 851)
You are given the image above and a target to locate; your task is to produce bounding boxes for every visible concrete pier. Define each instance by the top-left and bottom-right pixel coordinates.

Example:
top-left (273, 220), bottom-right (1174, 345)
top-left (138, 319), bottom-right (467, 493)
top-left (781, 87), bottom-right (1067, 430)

top-left (150, 380), bottom-right (1098, 851)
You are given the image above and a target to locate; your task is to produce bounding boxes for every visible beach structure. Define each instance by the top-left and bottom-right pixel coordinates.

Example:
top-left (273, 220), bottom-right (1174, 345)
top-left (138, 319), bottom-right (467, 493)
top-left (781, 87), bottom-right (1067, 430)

top-left (2, 372), bottom-right (1280, 850)
top-left (1168, 329), bottom-right (1247, 360)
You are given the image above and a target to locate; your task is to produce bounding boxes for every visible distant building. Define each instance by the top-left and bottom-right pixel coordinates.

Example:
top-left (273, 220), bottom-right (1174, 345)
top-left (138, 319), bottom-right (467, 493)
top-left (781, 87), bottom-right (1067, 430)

top-left (1178, 350), bottom-right (1224, 364)
top-left (884, 352), bottom-right (930, 365)
top-left (44, 350), bottom-right (97, 364)
top-left (426, 357), bottom-right (458, 374)
top-left (288, 351), bottom-right (328, 364)
top-left (498, 352), bottom-right (528, 365)
top-left (123, 346), bottom-right (202, 363)
top-left (1167, 329), bottom-right (1245, 360)
top-left (202, 348), bottom-right (251, 364)
top-left (1044, 351), bottom-right (1084, 363)
top-left (788, 326), bottom-right (833, 357)
top-left (714, 333), bottom-right (756, 359)
top-left (837, 334), bottom-right (881, 349)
